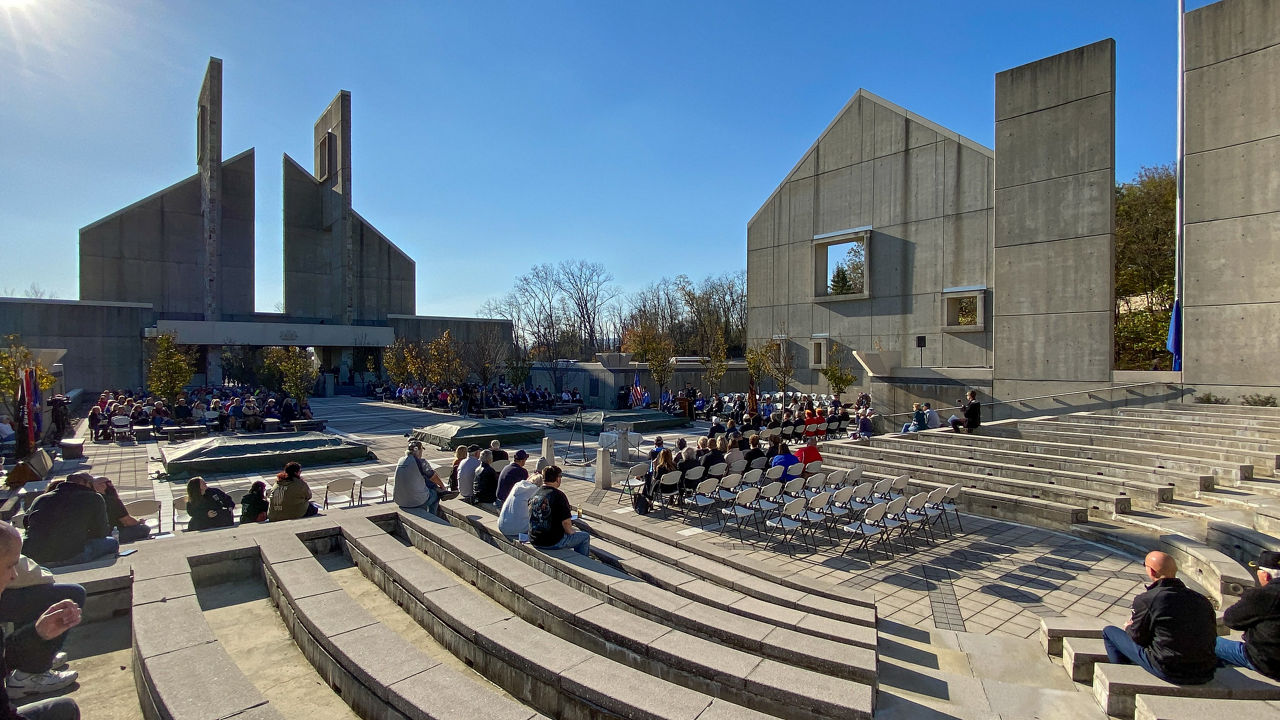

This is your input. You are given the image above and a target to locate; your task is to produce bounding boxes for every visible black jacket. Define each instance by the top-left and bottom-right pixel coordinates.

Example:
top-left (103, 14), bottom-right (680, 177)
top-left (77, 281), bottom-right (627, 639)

top-left (187, 487), bottom-right (235, 531)
top-left (474, 465), bottom-right (499, 504)
top-left (22, 482), bottom-right (110, 565)
top-left (1126, 577), bottom-right (1218, 682)
top-left (962, 400), bottom-right (982, 429)
top-left (1224, 581), bottom-right (1280, 679)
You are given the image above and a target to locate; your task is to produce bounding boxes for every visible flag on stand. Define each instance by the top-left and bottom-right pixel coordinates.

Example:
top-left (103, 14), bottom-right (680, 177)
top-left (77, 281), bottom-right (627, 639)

top-left (1166, 299), bottom-right (1182, 371)
top-left (631, 372), bottom-right (644, 408)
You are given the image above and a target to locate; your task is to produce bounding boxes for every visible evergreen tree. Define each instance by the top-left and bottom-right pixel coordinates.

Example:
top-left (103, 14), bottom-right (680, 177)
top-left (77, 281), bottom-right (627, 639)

top-left (829, 265), bottom-right (855, 295)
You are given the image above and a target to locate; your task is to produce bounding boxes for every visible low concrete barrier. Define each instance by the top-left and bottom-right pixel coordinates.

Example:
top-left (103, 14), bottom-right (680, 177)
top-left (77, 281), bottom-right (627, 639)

top-left (1094, 662), bottom-right (1280, 719)
top-left (1135, 694), bottom-right (1280, 719)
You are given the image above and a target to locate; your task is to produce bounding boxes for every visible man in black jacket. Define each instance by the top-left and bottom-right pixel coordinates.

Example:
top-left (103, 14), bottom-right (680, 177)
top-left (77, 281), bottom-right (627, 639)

top-left (21, 474), bottom-right (117, 568)
top-left (949, 390), bottom-right (982, 433)
top-left (1102, 551), bottom-right (1218, 684)
top-left (1216, 550), bottom-right (1280, 678)
top-left (0, 521), bottom-right (82, 719)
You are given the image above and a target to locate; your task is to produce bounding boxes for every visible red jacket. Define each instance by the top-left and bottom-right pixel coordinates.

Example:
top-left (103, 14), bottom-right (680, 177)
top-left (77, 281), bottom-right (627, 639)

top-left (794, 445), bottom-right (823, 465)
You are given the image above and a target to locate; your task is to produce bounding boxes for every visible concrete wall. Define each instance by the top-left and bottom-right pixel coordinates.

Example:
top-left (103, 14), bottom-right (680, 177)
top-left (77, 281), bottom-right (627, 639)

top-left (386, 315), bottom-right (512, 346)
top-left (746, 90), bottom-right (995, 394)
top-left (0, 298), bottom-right (154, 393)
top-left (79, 149), bottom-right (256, 320)
top-left (991, 39), bottom-right (1116, 402)
top-left (1183, 0), bottom-right (1280, 390)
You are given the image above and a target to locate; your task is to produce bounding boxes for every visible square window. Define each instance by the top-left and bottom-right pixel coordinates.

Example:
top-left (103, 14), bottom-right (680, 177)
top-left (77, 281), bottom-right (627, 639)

top-left (809, 338), bottom-right (829, 369)
top-left (812, 230), bottom-right (870, 302)
top-left (941, 288), bottom-right (985, 333)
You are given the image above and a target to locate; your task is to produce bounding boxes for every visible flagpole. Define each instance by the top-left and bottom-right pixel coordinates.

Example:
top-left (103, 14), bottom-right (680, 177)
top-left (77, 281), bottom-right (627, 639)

top-left (1173, 0), bottom-right (1186, 371)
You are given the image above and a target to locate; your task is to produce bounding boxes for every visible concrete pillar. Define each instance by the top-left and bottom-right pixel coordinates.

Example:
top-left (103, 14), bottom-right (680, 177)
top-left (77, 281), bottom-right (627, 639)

top-left (541, 437), bottom-right (556, 465)
top-left (205, 347), bottom-right (223, 386)
top-left (198, 58), bottom-right (223, 321)
top-left (595, 448), bottom-right (612, 490)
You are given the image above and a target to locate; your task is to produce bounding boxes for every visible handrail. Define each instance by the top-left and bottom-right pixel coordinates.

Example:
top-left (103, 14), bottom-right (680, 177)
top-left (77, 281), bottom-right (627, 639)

top-left (879, 381), bottom-right (1173, 418)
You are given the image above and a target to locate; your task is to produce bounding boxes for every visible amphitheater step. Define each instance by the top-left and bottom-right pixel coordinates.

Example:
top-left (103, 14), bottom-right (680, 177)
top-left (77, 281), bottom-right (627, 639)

top-left (1063, 636), bottom-right (1109, 682)
top-left (1135, 694), bottom-right (1280, 720)
top-left (196, 576), bottom-right (361, 720)
top-left (360, 512), bottom-right (872, 719)
top-left (1093, 662), bottom-right (1280, 719)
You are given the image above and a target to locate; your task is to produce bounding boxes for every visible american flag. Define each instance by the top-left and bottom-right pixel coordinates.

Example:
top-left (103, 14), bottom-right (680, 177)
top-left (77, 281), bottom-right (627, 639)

top-left (631, 373), bottom-right (644, 407)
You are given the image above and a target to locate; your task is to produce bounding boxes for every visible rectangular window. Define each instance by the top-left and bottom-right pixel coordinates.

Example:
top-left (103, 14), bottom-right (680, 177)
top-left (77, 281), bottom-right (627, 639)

top-left (812, 229), bottom-right (871, 301)
top-left (809, 338), bottom-right (828, 370)
top-left (941, 288), bottom-right (986, 333)
top-left (317, 132), bottom-right (335, 180)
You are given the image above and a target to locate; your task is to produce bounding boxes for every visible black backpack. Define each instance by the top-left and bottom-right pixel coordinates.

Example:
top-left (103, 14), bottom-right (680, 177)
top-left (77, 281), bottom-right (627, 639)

top-left (632, 491), bottom-right (651, 515)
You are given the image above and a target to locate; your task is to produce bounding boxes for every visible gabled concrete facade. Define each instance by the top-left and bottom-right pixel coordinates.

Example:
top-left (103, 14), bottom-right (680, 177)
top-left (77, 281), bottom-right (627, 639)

top-left (746, 90), bottom-right (995, 389)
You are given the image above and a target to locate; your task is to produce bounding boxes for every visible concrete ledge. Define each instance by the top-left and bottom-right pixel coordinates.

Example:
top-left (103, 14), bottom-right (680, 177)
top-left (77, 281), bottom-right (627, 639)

top-left (1039, 614), bottom-right (1108, 656)
top-left (259, 535), bottom-right (547, 720)
top-left (1135, 694), bottom-right (1280, 720)
top-left (1004, 423), bottom-right (1276, 478)
top-left (392, 511), bottom-right (877, 717)
top-left (342, 518), bottom-right (788, 720)
top-left (1063, 636), bottom-right (1108, 682)
top-left (1093, 662), bottom-right (1280, 718)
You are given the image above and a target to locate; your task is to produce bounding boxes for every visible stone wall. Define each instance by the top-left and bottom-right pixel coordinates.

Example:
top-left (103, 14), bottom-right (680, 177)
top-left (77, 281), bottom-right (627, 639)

top-left (991, 39), bottom-right (1116, 403)
top-left (0, 298), bottom-right (154, 393)
top-left (746, 90), bottom-right (995, 394)
top-left (1183, 0), bottom-right (1280, 390)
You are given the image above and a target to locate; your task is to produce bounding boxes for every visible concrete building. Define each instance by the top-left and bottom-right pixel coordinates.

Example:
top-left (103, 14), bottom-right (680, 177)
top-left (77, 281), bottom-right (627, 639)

top-left (748, 0), bottom-right (1278, 417)
top-left (0, 57), bottom-right (509, 394)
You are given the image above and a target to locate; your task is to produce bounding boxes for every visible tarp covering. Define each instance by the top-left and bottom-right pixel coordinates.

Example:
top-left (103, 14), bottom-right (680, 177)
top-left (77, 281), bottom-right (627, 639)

top-left (160, 432), bottom-right (370, 478)
top-left (554, 409), bottom-right (691, 434)
top-left (412, 419), bottom-right (545, 451)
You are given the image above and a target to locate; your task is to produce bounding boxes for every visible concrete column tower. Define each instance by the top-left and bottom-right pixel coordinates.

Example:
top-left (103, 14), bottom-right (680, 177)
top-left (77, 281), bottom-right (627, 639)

top-left (197, 57), bottom-right (223, 322)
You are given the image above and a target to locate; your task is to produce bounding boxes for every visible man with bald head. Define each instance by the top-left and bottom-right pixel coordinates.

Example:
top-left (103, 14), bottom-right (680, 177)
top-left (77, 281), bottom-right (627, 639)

top-left (1102, 550), bottom-right (1218, 684)
top-left (0, 522), bottom-right (81, 718)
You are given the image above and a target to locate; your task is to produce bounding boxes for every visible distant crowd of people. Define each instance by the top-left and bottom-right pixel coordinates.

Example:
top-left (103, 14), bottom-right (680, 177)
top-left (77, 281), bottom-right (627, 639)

top-left (382, 381), bottom-right (585, 415)
top-left (84, 387), bottom-right (314, 440)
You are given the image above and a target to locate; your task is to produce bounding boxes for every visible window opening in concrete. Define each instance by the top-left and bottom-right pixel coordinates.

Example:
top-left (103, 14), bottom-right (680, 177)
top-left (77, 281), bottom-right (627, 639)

top-left (813, 230), bottom-right (870, 301)
top-left (809, 338), bottom-right (828, 370)
top-left (941, 288), bottom-right (985, 333)
top-left (197, 105), bottom-right (207, 165)
top-left (317, 132), bottom-right (335, 180)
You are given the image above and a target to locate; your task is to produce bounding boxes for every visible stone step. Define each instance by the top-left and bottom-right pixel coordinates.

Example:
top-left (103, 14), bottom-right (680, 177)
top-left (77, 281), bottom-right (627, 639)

top-left (1094, 411), bottom-right (1280, 440)
top-left (901, 428), bottom-right (1236, 484)
top-left (1063, 636), bottom-right (1109, 682)
top-left (365, 512), bottom-right (873, 719)
top-left (1093, 662), bottom-right (1280, 719)
top-left (865, 434), bottom-right (1211, 495)
top-left (1001, 423), bottom-right (1279, 476)
top-left (1039, 614), bottom-right (1110, 656)
top-left (1038, 414), bottom-right (1280, 445)
top-left (1135, 694), bottom-right (1280, 720)
top-left (1158, 402), bottom-right (1280, 419)
top-left (822, 451), bottom-right (1131, 517)
top-left (824, 442), bottom-right (1168, 508)
top-left (1116, 407), bottom-right (1280, 430)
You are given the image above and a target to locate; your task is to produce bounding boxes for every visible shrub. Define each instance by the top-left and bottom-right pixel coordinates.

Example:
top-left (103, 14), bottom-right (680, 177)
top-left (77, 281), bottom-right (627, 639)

top-left (1241, 393), bottom-right (1278, 407)
top-left (1193, 392), bottom-right (1230, 405)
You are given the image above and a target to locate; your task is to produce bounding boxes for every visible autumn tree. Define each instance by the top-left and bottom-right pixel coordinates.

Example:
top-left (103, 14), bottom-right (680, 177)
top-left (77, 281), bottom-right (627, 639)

top-left (764, 340), bottom-right (796, 393)
top-left (426, 331), bottom-right (466, 387)
top-left (146, 333), bottom-right (194, 404)
top-left (262, 346), bottom-right (319, 402)
top-left (1115, 164), bottom-right (1176, 369)
top-left (383, 337), bottom-right (415, 385)
top-left (818, 343), bottom-right (858, 397)
top-left (461, 325), bottom-right (510, 398)
top-left (622, 320), bottom-right (675, 402)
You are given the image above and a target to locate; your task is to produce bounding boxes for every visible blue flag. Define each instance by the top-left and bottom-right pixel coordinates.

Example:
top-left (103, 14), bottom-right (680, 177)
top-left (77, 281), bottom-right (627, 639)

top-left (1166, 299), bottom-right (1182, 371)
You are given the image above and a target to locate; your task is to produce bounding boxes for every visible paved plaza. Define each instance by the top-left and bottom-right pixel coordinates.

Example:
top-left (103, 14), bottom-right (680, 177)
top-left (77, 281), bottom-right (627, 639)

top-left (71, 395), bottom-right (1151, 640)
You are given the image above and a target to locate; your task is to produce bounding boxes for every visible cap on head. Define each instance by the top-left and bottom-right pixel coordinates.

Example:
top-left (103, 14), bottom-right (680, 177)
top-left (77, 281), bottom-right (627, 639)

top-left (467, 444), bottom-right (481, 453)
top-left (514, 449), bottom-right (529, 461)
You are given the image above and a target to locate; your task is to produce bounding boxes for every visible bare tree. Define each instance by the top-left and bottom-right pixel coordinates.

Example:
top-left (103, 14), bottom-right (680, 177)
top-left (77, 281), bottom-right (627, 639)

top-left (461, 324), bottom-right (510, 395)
top-left (22, 283), bottom-right (55, 300)
top-left (555, 259), bottom-right (618, 358)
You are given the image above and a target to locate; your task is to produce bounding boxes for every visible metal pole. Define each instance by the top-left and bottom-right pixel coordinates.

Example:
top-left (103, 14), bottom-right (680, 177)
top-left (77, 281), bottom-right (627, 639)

top-left (1174, 0), bottom-right (1186, 367)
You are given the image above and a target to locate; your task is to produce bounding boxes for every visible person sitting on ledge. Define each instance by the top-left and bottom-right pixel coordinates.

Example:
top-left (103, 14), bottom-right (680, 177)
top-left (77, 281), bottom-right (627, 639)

top-left (949, 390), bottom-right (982, 434)
top-left (1102, 550), bottom-right (1217, 684)
top-left (1215, 550), bottom-right (1280, 679)
top-left (172, 397), bottom-right (193, 424)
top-left (21, 473), bottom-right (117, 568)
top-left (528, 467), bottom-right (589, 556)
top-left (0, 522), bottom-right (82, 719)
top-left (241, 398), bottom-right (262, 432)
top-left (267, 462), bottom-right (318, 521)
top-left (497, 468), bottom-right (544, 541)
top-left (239, 481), bottom-right (269, 524)
top-left (91, 476), bottom-right (151, 543)
top-left (185, 477), bottom-right (235, 532)
top-left (394, 443), bottom-right (445, 516)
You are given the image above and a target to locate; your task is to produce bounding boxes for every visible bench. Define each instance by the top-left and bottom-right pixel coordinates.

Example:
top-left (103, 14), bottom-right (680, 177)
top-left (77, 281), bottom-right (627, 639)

top-left (1134, 694), bottom-right (1280, 719)
top-left (1093, 662), bottom-right (1280, 718)
top-left (478, 407), bottom-right (506, 419)
top-left (1064, 636), bottom-right (1109, 682)
top-left (1039, 614), bottom-right (1109, 656)
top-left (289, 419), bottom-right (327, 432)
top-left (160, 425), bottom-right (207, 442)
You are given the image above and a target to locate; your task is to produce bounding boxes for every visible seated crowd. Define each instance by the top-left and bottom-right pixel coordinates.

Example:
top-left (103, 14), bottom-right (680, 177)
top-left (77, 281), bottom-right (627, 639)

top-left (382, 380), bottom-right (583, 415)
top-left (85, 386), bottom-right (315, 440)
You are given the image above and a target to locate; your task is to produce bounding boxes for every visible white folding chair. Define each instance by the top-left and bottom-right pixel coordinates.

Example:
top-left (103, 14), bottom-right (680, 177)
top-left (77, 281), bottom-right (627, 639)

top-left (749, 456), bottom-right (769, 469)
top-left (904, 492), bottom-right (936, 545)
top-left (764, 464), bottom-right (786, 482)
top-left (800, 491), bottom-right (832, 543)
top-left (358, 474), bottom-right (390, 504)
top-left (843, 466), bottom-right (863, 487)
top-left (656, 471), bottom-right (684, 512)
top-left (124, 499), bottom-right (163, 534)
top-left (780, 476), bottom-right (806, 504)
top-left (618, 463), bottom-right (648, 504)
top-left (765, 497), bottom-right (811, 553)
top-left (705, 462), bottom-right (728, 480)
top-left (323, 477), bottom-right (356, 508)
top-left (822, 486), bottom-right (857, 536)
top-left (741, 468), bottom-right (764, 487)
top-left (823, 468), bottom-right (847, 491)
top-left (719, 487), bottom-right (759, 539)
top-left (728, 459), bottom-right (748, 475)
top-left (940, 483), bottom-right (964, 531)
top-left (840, 502), bottom-right (889, 562)
top-left (871, 478), bottom-right (894, 501)
top-left (801, 460), bottom-right (823, 477)
top-left (682, 465), bottom-right (707, 494)
top-left (924, 486), bottom-right (951, 534)
top-left (802, 473), bottom-right (826, 499)
top-left (683, 477), bottom-right (720, 523)
top-left (882, 496), bottom-right (910, 551)
top-left (110, 415), bottom-right (134, 442)
top-left (172, 496), bottom-right (190, 530)
top-left (890, 473), bottom-right (911, 499)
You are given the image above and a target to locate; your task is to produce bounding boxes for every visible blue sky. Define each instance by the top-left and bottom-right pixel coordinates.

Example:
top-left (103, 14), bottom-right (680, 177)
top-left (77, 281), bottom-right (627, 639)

top-left (0, 0), bottom-right (1214, 317)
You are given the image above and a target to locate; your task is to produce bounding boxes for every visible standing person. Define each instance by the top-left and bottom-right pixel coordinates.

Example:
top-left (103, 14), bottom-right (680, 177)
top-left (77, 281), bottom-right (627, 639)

top-left (91, 476), bottom-right (152, 543)
top-left (394, 443), bottom-right (445, 515)
top-left (1101, 551), bottom-right (1217, 684)
top-left (949, 390), bottom-right (982, 433)
top-left (21, 474), bottom-right (117, 567)
top-left (1215, 551), bottom-right (1280, 679)
top-left (185, 478), bottom-right (235, 531)
top-left (268, 462), bottom-right (318, 521)
top-left (495, 450), bottom-right (530, 505)
top-left (527, 467), bottom-right (589, 556)
top-left (0, 522), bottom-right (82, 719)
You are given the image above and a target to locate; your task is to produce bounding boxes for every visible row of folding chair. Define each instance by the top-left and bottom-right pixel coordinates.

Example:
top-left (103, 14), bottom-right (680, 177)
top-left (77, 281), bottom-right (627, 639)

top-left (320, 473), bottom-right (391, 508)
